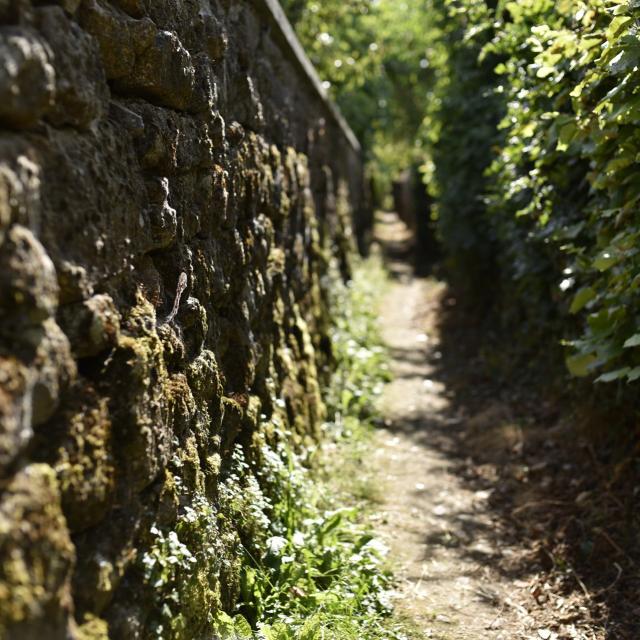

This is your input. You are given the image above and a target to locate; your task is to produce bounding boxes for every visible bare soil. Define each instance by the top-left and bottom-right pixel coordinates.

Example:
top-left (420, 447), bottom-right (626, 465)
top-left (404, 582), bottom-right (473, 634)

top-left (371, 212), bottom-right (639, 640)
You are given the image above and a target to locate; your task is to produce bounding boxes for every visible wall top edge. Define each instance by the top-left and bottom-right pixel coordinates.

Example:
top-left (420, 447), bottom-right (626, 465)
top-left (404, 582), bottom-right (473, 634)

top-left (254, 0), bottom-right (362, 155)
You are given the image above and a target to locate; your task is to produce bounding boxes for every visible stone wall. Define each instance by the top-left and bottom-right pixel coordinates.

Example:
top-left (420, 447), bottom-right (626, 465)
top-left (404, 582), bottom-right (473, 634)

top-left (0, 1), bottom-right (366, 638)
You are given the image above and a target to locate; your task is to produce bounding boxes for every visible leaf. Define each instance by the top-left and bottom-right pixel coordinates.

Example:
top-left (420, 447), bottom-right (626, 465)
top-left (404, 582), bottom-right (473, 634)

top-left (569, 287), bottom-right (596, 314)
top-left (604, 154), bottom-right (634, 175)
top-left (258, 624), bottom-right (277, 640)
top-left (606, 16), bottom-right (633, 41)
top-left (566, 352), bottom-right (597, 377)
top-left (213, 612), bottom-right (236, 636)
top-left (320, 511), bottom-right (343, 537)
top-left (555, 221), bottom-right (585, 240)
top-left (593, 252), bottom-right (618, 272)
top-left (557, 121), bottom-right (578, 150)
top-left (626, 366), bottom-right (640, 382)
top-left (587, 310), bottom-right (618, 338)
top-left (234, 615), bottom-right (254, 639)
top-left (536, 66), bottom-right (556, 79)
top-left (596, 367), bottom-right (630, 383)
top-left (608, 48), bottom-right (640, 75)
top-left (623, 333), bottom-right (640, 348)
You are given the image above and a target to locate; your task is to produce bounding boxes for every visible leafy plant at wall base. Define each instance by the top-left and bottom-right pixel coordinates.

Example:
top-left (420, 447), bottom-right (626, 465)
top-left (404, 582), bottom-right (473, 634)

top-left (207, 256), bottom-right (403, 639)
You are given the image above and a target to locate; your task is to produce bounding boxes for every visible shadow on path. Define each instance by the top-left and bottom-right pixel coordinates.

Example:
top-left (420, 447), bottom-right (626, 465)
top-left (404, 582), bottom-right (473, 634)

top-left (372, 211), bottom-right (639, 640)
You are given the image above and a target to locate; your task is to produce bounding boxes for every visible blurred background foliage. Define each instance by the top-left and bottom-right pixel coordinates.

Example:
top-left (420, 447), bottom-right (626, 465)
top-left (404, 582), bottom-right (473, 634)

top-left (281, 0), bottom-right (433, 195)
top-left (281, 0), bottom-right (640, 392)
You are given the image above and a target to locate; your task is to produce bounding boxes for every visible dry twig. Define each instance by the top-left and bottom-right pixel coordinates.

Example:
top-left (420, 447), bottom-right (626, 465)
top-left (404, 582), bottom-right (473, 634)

top-left (164, 272), bottom-right (187, 325)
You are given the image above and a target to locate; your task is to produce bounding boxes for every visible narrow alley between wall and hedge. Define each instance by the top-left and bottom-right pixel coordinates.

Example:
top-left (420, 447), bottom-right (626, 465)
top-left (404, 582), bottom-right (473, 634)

top-left (0, 1), bottom-right (639, 640)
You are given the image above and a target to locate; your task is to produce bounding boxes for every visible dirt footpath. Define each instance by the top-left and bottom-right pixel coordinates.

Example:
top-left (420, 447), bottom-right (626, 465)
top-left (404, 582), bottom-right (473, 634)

top-left (374, 260), bottom-right (520, 638)
top-left (371, 212), bottom-right (636, 640)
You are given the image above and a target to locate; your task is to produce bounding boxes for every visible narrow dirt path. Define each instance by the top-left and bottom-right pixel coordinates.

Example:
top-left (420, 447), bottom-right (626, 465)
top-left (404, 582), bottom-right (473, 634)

top-left (369, 212), bottom-right (632, 640)
top-left (372, 213), bottom-right (519, 639)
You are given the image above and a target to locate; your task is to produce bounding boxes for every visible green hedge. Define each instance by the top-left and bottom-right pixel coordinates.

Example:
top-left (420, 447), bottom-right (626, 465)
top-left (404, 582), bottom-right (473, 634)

top-left (422, 0), bottom-right (640, 384)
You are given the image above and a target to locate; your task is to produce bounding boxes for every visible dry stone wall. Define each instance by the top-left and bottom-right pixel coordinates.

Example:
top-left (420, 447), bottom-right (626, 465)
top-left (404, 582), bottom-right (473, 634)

top-left (0, 1), bottom-right (367, 638)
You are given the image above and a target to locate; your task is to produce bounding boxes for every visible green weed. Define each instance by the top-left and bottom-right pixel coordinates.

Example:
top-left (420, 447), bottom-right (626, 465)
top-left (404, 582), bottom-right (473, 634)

top-left (213, 256), bottom-right (410, 639)
top-left (139, 256), bottom-right (406, 639)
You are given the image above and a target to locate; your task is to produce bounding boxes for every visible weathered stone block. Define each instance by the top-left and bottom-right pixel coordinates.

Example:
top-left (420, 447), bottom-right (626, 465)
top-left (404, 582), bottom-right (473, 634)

top-left (0, 464), bottom-right (75, 640)
top-left (202, 14), bottom-right (227, 61)
top-left (46, 385), bottom-right (115, 532)
top-left (144, 176), bottom-right (178, 249)
top-left (190, 52), bottom-right (218, 113)
top-left (0, 27), bottom-right (55, 128)
top-left (0, 0), bottom-right (32, 23)
top-left (109, 0), bottom-right (143, 18)
top-left (108, 296), bottom-right (171, 491)
top-left (118, 29), bottom-right (196, 111)
top-left (58, 293), bottom-right (121, 358)
top-left (229, 75), bottom-right (265, 131)
top-left (186, 349), bottom-right (222, 405)
top-left (37, 6), bottom-right (109, 128)
top-left (31, 318), bottom-right (76, 426)
top-left (0, 355), bottom-right (34, 475)
top-left (0, 224), bottom-right (58, 326)
top-left (220, 395), bottom-right (244, 455)
top-left (0, 154), bottom-right (41, 241)
top-left (79, 0), bottom-right (155, 80)
top-left (40, 126), bottom-right (147, 274)
top-left (108, 100), bottom-right (144, 138)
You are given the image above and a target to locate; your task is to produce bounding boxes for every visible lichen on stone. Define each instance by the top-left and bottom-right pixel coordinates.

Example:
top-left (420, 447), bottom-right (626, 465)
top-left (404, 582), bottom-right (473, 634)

top-left (0, 464), bottom-right (75, 639)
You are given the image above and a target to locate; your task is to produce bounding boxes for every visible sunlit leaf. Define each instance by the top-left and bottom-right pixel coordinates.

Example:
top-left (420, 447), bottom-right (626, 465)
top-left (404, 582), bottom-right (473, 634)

top-left (593, 252), bottom-right (619, 272)
top-left (569, 287), bottom-right (596, 314)
top-left (596, 367), bottom-right (631, 382)
top-left (623, 333), bottom-right (640, 348)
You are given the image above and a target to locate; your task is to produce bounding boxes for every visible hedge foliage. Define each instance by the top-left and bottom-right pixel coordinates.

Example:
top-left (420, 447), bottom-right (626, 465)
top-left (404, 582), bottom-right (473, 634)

top-left (421, 0), bottom-right (640, 385)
